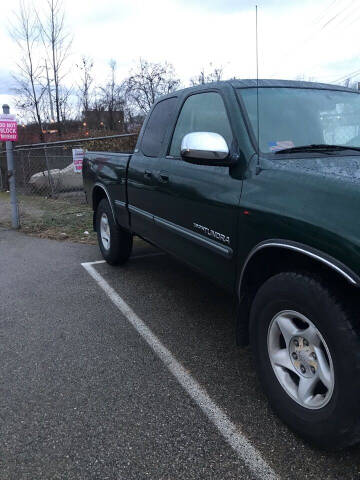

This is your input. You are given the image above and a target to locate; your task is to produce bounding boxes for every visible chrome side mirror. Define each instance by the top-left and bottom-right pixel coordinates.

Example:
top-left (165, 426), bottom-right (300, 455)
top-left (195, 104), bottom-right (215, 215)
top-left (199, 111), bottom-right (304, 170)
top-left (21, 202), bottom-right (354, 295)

top-left (181, 132), bottom-right (229, 163)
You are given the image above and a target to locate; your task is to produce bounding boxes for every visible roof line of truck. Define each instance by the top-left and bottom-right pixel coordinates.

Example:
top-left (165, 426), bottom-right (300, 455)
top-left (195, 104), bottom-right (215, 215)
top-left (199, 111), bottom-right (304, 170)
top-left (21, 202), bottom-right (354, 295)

top-left (157, 78), bottom-right (359, 102)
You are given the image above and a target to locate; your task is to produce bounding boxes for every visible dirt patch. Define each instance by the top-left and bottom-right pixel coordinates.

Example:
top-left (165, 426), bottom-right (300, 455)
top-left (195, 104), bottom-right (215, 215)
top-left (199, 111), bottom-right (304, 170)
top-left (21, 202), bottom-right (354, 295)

top-left (0, 191), bottom-right (97, 244)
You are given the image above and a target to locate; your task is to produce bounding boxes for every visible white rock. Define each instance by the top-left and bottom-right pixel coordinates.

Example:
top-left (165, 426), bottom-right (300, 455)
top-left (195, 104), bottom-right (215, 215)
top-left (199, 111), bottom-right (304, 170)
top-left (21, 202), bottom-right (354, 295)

top-left (29, 163), bottom-right (83, 192)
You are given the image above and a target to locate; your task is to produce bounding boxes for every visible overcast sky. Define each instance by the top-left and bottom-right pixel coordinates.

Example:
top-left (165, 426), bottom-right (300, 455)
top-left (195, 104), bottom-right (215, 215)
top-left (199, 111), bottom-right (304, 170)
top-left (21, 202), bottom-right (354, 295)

top-left (1, 0), bottom-right (360, 116)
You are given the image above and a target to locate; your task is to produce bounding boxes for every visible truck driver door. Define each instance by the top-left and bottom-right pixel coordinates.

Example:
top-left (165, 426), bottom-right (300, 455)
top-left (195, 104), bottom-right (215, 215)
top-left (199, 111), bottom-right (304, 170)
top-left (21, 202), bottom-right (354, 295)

top-left (152, 91), bottom-right (242, 291)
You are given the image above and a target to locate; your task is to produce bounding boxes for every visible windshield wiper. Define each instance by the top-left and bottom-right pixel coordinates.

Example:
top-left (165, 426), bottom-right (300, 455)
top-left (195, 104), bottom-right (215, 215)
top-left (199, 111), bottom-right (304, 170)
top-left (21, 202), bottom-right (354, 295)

top-left (274, 144), bottom-right (360, 154)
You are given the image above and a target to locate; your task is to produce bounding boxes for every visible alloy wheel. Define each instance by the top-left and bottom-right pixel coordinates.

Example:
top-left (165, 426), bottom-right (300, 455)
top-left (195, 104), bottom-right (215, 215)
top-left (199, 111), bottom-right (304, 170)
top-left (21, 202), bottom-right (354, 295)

top-left (267, 310), bottom-right (334, 409)
top-left (100, 212), bottom-right (111, 250)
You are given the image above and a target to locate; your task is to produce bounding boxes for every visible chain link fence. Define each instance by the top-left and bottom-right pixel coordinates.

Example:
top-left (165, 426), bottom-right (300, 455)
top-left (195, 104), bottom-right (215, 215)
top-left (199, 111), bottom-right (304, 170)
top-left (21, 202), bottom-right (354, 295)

top-left (0, 133), bottom-right (138, 238)
top-left (0, 133), bottom-right (137, 197)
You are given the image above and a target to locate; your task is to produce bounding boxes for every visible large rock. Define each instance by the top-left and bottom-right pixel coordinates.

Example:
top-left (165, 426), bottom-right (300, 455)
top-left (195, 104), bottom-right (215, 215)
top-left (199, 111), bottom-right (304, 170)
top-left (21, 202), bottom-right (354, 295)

top-left (29, 164), bottom-right (83, 192)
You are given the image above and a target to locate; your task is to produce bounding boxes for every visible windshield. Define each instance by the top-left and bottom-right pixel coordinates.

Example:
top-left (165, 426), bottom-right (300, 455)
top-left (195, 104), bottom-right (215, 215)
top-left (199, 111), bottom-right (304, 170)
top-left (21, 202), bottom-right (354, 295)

top-left (237, 87), bottom-right (360, 153)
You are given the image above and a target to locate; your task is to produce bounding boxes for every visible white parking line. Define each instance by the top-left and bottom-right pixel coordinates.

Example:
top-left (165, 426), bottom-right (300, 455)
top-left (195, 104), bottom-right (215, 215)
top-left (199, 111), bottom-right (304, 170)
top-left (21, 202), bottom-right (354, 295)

top-left (88, 252), bottom-right (165, 266)
top-left (81, 260), bottom-right (279, 480)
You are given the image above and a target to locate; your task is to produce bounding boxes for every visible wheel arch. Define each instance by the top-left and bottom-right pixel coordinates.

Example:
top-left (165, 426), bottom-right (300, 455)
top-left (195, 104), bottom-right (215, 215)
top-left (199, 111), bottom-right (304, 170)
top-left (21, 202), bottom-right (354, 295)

top-left (236, 239), bottom-right (360, 346)
top-left (91, 183), bottom-right (116, 231)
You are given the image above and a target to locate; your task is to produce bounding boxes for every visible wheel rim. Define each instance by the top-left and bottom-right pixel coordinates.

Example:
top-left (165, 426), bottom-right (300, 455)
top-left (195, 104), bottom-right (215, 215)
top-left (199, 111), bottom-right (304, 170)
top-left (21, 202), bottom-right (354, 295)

top-left (100, 213), bottom-right (111, 250)
top-left (267, 310), bottom-right (334, 409)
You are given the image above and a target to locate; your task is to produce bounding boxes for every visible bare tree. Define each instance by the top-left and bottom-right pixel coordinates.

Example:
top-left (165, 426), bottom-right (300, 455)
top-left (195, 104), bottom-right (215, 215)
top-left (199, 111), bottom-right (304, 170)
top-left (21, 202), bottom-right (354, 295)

top-left (190, 63), bottom-right (223, 86)
top-left (95, 60), bottom-right (126, 130)
top-left (38, 0), bottom-right (72, 136)
top-left (59, 84), bottom-right (74, 123)
top-left (76, 55), bottom-right (93, 116)
top-left (10, 0), bottom-right (46, 141)
top-left (44, 58), bottom-right (55, 122)
top-left (124, 59), bottom-right (180, 113)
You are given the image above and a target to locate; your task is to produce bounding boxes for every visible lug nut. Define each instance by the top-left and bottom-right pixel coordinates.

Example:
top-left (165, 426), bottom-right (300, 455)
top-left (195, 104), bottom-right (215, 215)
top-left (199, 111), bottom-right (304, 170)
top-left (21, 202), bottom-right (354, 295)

top-left (303, 339), bottom-right (309, 347)
top-left (311, 352), bottom-right (317, 360)
top-left (310, 366), bottom-right (316, 374)
top-left (300, 364), bottom-right (306, 374)
top-left (294, 339), bottom-right (299, 347)
top-left (292, 352), bottom-right (298, 360)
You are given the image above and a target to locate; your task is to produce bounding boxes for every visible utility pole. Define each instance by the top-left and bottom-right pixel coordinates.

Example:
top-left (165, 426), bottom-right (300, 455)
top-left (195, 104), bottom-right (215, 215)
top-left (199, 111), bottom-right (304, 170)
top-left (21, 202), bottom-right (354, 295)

top-left (45, 59), bottom-right (55, 123)
top-left (2, 104), bottom-right (20, 229)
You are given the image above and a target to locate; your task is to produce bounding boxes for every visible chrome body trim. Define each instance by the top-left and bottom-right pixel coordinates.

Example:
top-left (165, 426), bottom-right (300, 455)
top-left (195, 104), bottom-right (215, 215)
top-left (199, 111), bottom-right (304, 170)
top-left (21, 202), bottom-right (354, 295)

top-left (239, 240), bottom-right (358, 297)
top-left (127, 203), bottom-right (233, 258)
top-left (128, 204), bottom-right (153, 221)
top-left (154, 216), bottom-right (233, 259)
top-left (93, 183), bottom-right (116, 221)
top-left (114, 199), bottom-right (126, 209)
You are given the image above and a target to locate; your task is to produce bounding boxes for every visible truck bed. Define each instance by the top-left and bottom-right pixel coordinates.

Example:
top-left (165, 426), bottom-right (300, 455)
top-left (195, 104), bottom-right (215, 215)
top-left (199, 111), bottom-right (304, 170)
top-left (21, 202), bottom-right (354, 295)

top-left (82, 151), bottom-right (132, 228)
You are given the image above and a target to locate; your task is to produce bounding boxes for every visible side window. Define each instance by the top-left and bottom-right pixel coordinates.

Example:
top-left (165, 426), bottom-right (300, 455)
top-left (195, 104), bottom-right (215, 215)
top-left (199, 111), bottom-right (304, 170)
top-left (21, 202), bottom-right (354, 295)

top-left (169, 92), bottom-right (233, 157)
top-left (141, 97), bottom-right (178, 157)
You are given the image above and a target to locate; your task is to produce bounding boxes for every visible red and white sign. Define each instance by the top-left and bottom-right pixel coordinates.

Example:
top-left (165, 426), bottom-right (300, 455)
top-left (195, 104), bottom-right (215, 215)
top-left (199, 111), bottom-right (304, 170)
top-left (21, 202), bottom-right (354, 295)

top-left (0, 114), bottom-right (18, 141)
top-left (72, 148), bottom-right (84, 173)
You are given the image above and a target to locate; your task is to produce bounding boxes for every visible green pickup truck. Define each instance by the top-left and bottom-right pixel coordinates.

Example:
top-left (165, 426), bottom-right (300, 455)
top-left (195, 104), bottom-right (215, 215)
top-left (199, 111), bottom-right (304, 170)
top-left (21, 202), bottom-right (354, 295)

top-left (83, 79), bottom-right (360, 449)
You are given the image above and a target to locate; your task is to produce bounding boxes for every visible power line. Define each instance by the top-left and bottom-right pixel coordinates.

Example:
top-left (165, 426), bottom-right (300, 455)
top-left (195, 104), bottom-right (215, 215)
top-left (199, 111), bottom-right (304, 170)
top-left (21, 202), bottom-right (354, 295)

top-left (321, 3), bottom-right (360, 83)
top-left (319, 1), bottom-right (360, 36)
top-left (332, 67), bottom-right (360, 84)
top-left (305, 0), bottom-right (341, 32)
top-left (270, 0), bottom-right (357, 78)
top-left (336, 7), bottom-right (360, 30)
top-left (269, 0), bottom-right (351, 77)
top-left (287, 0), bottom-right (351, 51)
top-left (320, 2), bottom-right (352, 30)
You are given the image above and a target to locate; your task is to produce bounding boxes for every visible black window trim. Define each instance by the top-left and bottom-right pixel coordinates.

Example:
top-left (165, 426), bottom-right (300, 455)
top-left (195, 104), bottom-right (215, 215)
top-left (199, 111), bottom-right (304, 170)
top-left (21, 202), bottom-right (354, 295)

top-left (166, 88), bottom-right (237, 161)
top-left (234, 87), bottom-right (259, 156)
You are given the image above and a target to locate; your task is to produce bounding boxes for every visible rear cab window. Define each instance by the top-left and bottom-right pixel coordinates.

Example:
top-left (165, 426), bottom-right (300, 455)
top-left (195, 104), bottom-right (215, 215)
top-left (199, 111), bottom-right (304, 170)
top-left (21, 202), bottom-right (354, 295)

top-left (141, 97), bottom-right (178, 157)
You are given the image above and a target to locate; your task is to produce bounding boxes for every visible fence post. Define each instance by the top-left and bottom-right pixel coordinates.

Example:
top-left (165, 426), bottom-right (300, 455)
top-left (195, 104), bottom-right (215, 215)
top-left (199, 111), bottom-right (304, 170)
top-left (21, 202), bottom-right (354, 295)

top-left (2, 104), bottom-right (20, 229)
top-left (21, 150), bottom-right (26, 189)
top-left (44, 144), bottom-right (55, 197)
top-left (0, 155), bottom-right (3, 191)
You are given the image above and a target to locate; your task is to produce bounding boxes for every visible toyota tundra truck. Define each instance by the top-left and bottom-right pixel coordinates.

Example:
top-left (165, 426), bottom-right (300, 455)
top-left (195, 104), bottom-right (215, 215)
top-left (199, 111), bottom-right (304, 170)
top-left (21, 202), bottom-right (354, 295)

top-left (83, 79), bottom-right (360, 449)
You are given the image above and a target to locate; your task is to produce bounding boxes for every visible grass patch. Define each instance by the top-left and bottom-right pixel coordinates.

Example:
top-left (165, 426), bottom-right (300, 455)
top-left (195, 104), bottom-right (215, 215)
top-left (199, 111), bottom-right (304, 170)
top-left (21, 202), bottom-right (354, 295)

top-left (0, 192), bottom-right (97, 244)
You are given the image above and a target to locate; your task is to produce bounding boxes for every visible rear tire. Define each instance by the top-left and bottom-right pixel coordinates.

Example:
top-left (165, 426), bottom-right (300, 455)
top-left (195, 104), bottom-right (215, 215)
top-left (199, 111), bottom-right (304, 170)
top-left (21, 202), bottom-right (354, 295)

top-left (249, 272), bottom-right (360, 449)
top-left (95, 198), bottom-right (132, 265)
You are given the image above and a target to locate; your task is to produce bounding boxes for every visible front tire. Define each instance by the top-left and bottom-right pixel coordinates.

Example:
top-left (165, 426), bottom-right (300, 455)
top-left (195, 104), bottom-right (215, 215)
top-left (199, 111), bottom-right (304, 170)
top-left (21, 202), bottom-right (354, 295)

top-left (95, 198), bottom-right (132, 265)
top-left (250, 272), bottom-right (360, 449)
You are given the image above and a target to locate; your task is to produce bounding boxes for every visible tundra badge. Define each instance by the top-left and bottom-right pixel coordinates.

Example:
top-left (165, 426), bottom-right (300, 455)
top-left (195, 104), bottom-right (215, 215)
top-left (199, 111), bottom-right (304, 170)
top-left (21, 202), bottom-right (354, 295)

top-left (193, 222), bottom-right (230, 245)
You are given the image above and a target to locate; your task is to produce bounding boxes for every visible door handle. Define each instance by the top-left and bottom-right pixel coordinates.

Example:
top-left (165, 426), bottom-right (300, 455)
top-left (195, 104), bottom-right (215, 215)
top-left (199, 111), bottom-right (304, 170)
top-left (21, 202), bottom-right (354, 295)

top-left (144, 170), bottom-right (152, 179)
top-left (159, 171), bottom-right (169, 183)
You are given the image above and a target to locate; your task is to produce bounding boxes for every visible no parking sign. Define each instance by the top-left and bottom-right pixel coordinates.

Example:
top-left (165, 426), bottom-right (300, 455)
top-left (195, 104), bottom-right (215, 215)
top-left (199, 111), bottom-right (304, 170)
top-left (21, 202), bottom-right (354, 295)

top-left (72, 148), bottom-right (84, 173)
top-left (0, 113), bottom-right (18, 141)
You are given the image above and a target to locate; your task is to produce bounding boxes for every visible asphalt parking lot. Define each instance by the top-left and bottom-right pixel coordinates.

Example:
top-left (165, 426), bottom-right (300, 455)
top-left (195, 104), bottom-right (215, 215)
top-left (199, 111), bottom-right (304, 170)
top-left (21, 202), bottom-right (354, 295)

top-left (1, 228), bottom-right (360, 479)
